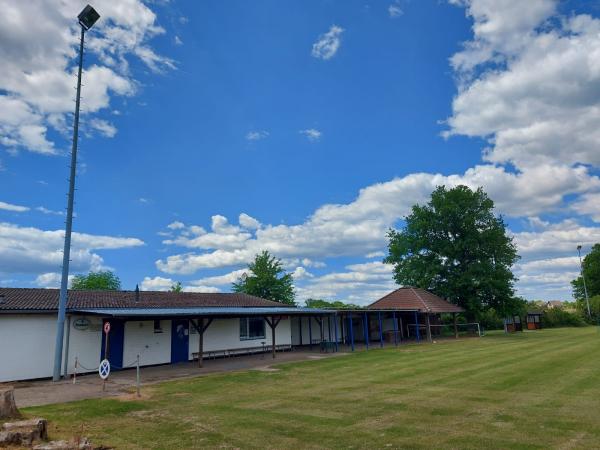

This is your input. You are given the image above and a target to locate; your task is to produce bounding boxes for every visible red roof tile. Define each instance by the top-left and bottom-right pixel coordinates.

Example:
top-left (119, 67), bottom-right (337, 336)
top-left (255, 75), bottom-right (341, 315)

top-left (367, 287), bottom-right (464, 313)
top-left (0, 288), bottom-right (287, 312)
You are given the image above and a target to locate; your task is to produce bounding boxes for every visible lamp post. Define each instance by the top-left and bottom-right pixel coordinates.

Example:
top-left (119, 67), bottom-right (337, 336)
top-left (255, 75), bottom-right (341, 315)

top-left (52, 5), bottom-right (100, 382)
top-left (577, 245), bottom-right (591, 318)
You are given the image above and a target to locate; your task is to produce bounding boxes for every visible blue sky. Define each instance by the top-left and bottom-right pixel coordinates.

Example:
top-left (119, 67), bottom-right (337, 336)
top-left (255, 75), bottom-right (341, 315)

top-left (2, 0), bottom-right (600, 304)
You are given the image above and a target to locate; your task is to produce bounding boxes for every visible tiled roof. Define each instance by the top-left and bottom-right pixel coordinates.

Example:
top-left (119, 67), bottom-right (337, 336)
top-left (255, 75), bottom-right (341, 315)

top-left (367, 287), bottom-right (464, 313)
top-left (0, 288), bottom-right (288, 312)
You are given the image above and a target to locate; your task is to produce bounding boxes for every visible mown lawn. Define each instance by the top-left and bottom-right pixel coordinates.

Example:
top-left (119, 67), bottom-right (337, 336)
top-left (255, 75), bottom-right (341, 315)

top-left (25, 328), bottom-right (600, 449)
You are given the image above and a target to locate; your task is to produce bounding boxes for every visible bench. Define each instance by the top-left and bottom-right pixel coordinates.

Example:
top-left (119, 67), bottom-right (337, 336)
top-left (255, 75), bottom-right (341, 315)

top-left (192, 344), bottom-right (292, 360)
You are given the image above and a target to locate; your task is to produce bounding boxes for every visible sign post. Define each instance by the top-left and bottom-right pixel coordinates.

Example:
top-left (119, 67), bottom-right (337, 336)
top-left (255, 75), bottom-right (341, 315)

top-left (102, 322), bottom-right (111, 391)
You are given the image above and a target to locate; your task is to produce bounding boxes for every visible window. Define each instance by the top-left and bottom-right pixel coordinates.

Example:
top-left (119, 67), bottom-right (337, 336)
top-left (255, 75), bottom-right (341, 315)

top-left (154, 320), bottom-right (163, 333)
top-left (240, 317), bottom-right (265, 340)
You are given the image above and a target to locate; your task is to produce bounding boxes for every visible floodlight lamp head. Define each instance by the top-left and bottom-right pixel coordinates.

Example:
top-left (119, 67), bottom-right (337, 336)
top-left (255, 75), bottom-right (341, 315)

top-left (78, 4), bottom-right (100, 31)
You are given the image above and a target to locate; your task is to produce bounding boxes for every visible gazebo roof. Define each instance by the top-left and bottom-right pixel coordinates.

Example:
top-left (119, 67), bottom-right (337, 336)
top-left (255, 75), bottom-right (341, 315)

top-left (367, 287), bottom-right (464, 313)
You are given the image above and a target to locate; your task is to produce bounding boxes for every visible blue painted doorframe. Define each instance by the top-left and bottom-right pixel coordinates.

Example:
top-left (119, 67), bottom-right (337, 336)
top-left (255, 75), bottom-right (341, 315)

top-left (100, 319), bottom-right (124, 369)
top-left (171, 319), bottom-right (189, 363)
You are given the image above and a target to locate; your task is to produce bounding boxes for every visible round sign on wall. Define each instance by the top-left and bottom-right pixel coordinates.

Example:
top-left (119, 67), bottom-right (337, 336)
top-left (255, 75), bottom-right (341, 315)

top-left (73, 318), bottom-right (90, 331)
top-left (99, 359), bottom-right (110, 380)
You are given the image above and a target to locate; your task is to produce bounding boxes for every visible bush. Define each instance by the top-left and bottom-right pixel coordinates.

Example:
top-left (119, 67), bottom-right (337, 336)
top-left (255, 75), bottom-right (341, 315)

top-left (541, 308), bottom-right (587, 328)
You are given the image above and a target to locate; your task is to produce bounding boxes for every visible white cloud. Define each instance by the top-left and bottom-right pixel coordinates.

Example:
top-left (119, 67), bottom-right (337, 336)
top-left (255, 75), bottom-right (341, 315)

top-left (0, 201), bottom-right (29, 212)
top-left (296, 261), bottom-right (395, 305)
top-left (299, 128), bottom-right (322, 142)
top-left (239, 213), bottom-right (261, 230)
top-left (156, 163), bottom-right (599, 275)
top-left (174, 36), bottom-right (183, 46)
top-left (365, 251), bottom-right (385, 259)
top-left (388, 4), bottom-right (404, 18)
top-left (292, 266), bottom-right (313, 280)
top-left (140, 276), bottom-right (174, 291)
top-left (89, 118), bottom-right (117, 138)
top-left (35, 206), bottom-right (64, 216)
top-left (35, 272), bottom-right (74, 288)
top-left (190, 269), bottom-right (248, 287)
top-left (0, 0), bottom-right (171, 154)
top-left (311, 25), bottom-right (344, 60)
top-left (246, 130), bottom-right (269, 141)
top-left (0, 222), bottom-right (144, 276)
top-left (447, 1), bottom-right (600, 170)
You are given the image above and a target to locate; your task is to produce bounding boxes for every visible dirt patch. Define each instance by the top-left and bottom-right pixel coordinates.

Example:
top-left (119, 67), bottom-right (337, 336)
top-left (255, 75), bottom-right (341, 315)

top-left (252, 366), bottom-right (280, 372)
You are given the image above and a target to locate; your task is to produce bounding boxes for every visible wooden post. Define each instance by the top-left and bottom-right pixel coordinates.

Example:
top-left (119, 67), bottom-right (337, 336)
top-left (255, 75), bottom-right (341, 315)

top-left (426, 314), bottom-right (432, 342)
top-left (198, 317), bottom-right (204, 368)
top-left (453, 312), bottom-right (458, 339)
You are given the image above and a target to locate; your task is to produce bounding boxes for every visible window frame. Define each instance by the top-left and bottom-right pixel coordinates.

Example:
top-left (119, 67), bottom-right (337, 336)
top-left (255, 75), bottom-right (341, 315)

top-left (239, 317), bottom-right (266, 341)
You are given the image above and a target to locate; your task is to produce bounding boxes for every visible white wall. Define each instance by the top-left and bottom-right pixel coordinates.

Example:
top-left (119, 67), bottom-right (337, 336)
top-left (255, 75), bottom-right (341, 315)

top-left (0, 315), bottom-right (297, 382)
top-left (123, 320), bottom-right (172, 367)
top-left (0, 314), bottom-right (58, 382)
top-left (188, 317), bottom-right (291, 359)
top-left (66, 315), bottom-right (103, 375)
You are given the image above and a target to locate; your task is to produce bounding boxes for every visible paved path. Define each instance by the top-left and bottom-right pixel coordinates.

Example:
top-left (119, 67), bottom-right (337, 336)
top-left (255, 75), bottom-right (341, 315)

top-left (8, 349), bottom-right (348, 408)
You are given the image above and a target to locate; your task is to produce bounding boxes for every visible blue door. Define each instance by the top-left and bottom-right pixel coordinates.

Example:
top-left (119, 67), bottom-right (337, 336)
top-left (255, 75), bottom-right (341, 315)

top-left (100, 319), bottom-right (124, 370)
top-left (171, 319), bottom-right (189, 363)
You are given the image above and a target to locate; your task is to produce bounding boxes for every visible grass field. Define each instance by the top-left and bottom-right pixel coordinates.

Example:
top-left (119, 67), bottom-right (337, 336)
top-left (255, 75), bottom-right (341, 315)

top-left (24, 328), bottom-right (600, 449)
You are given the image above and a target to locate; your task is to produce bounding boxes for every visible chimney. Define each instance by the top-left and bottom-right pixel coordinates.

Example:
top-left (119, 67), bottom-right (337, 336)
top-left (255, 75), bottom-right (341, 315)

top-left (135, 284), bottom-right (140, 303)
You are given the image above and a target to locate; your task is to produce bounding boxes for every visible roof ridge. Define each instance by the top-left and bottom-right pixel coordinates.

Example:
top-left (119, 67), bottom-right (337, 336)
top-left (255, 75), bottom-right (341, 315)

top-left (367, 287), bottom-right (402, 308)
top-left (410, 287), bottom-right (431, 313)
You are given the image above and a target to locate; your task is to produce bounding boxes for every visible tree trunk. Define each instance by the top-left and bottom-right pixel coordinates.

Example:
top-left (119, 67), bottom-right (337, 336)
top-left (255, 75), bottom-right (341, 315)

top-left (0, 389), bottom-right (20, 419)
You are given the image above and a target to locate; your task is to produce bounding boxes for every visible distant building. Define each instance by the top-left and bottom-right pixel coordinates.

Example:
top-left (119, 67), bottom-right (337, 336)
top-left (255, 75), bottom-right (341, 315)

top-left (546, 300), bottom-right (563, 309)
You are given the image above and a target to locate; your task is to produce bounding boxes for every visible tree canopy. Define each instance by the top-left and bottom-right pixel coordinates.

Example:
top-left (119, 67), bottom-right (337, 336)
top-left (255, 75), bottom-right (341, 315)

top-left (71, 270), bottom-right (121, 290)
top-left (232, 251), bottom-right (295, 305)
top-left (571, 243), bottom-right (600, 300)
top-left (170, 281), bottom-right (183, 293)
top-left (305, 299), bottom-right (362, 309)
top-left (384, 185), bottom-right (519, 319)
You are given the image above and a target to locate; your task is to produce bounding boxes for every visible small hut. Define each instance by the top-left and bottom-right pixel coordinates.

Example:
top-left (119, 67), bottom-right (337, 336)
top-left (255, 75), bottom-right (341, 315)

top-left (504, 315), bottom-right (522, 332)
top-left (526, 311), bottom-right (543, 330)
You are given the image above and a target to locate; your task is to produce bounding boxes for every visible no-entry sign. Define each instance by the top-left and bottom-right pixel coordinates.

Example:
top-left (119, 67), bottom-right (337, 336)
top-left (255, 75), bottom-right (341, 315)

top-left (103, 322), bottom-right (111, 334)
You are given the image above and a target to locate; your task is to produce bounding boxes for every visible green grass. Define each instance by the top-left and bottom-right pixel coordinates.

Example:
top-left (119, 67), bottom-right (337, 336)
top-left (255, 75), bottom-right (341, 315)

top-left (24, 328), bottom-right (600, 449)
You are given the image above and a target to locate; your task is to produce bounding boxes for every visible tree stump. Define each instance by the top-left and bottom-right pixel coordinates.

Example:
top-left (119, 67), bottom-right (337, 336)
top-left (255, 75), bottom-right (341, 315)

top-left (0, 389), bottom-right (20, 420)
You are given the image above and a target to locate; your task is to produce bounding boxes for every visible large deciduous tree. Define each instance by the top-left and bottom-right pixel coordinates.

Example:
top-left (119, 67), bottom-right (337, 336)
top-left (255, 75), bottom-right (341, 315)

top-left (232, 251), bottom-right (295, 305)
top-left (71, 270), bottom-right (121, 290)
top-left (384, 185), bottom-right (519, 319)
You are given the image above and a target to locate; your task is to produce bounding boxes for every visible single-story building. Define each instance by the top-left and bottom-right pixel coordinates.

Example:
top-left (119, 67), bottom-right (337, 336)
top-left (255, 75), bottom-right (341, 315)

top-left (0, 286), bottom-right (465, 383)
top-left (0, 287), bottom-right (337, 383)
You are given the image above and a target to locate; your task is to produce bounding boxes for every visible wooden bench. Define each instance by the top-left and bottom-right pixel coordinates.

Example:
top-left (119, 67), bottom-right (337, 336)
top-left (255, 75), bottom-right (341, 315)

top-left (192, 344), bottom-right (292, 360)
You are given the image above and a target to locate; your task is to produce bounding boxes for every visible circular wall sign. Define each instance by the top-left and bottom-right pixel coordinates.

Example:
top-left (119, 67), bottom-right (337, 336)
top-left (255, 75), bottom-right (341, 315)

top-left (99, 359), bottom-right (111, 380)
top-left (73, 318), bottom-right (90, 331)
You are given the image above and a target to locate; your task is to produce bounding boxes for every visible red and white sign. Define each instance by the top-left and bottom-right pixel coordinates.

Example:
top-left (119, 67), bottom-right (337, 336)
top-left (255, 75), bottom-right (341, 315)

top-left (103, 322), bottom-right (111, 334)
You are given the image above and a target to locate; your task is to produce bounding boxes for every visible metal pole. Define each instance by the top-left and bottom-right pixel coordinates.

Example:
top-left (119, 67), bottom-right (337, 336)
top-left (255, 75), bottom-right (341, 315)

top-left (363, 313), bottom-right (369, 350)
top-left (414, 311), bottom-right (421, 342)
top-left (392, 311), bottom-right (398, 346)
top-left (334, 313), bottom-right (339, 352)
top-left (63, 315), bottom-right (71, 379)
top-left (53, 25), bottom-right (85, 381)
top-left (136, 355), bottom-right (140, 397)
top-left (378, 312), bottom-right (383, 348)
top-left (348, 314), bottom-right (355, 352)
top-left (578, 246), bottom-right (592, 317)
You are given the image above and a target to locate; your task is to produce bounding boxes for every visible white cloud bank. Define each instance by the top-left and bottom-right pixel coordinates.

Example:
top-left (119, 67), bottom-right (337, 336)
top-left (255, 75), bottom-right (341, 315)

top-left (0, 222), bottom-right (144, 276)
top-left (0, 0), bottom-right (172, 155)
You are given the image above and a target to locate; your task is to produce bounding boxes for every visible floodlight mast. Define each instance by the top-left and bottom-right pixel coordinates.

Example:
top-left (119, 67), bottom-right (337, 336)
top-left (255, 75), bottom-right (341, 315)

top-left (577, 245), bottom-right (591, 318)
top-left (52, 5), bottom-right (100, 382)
